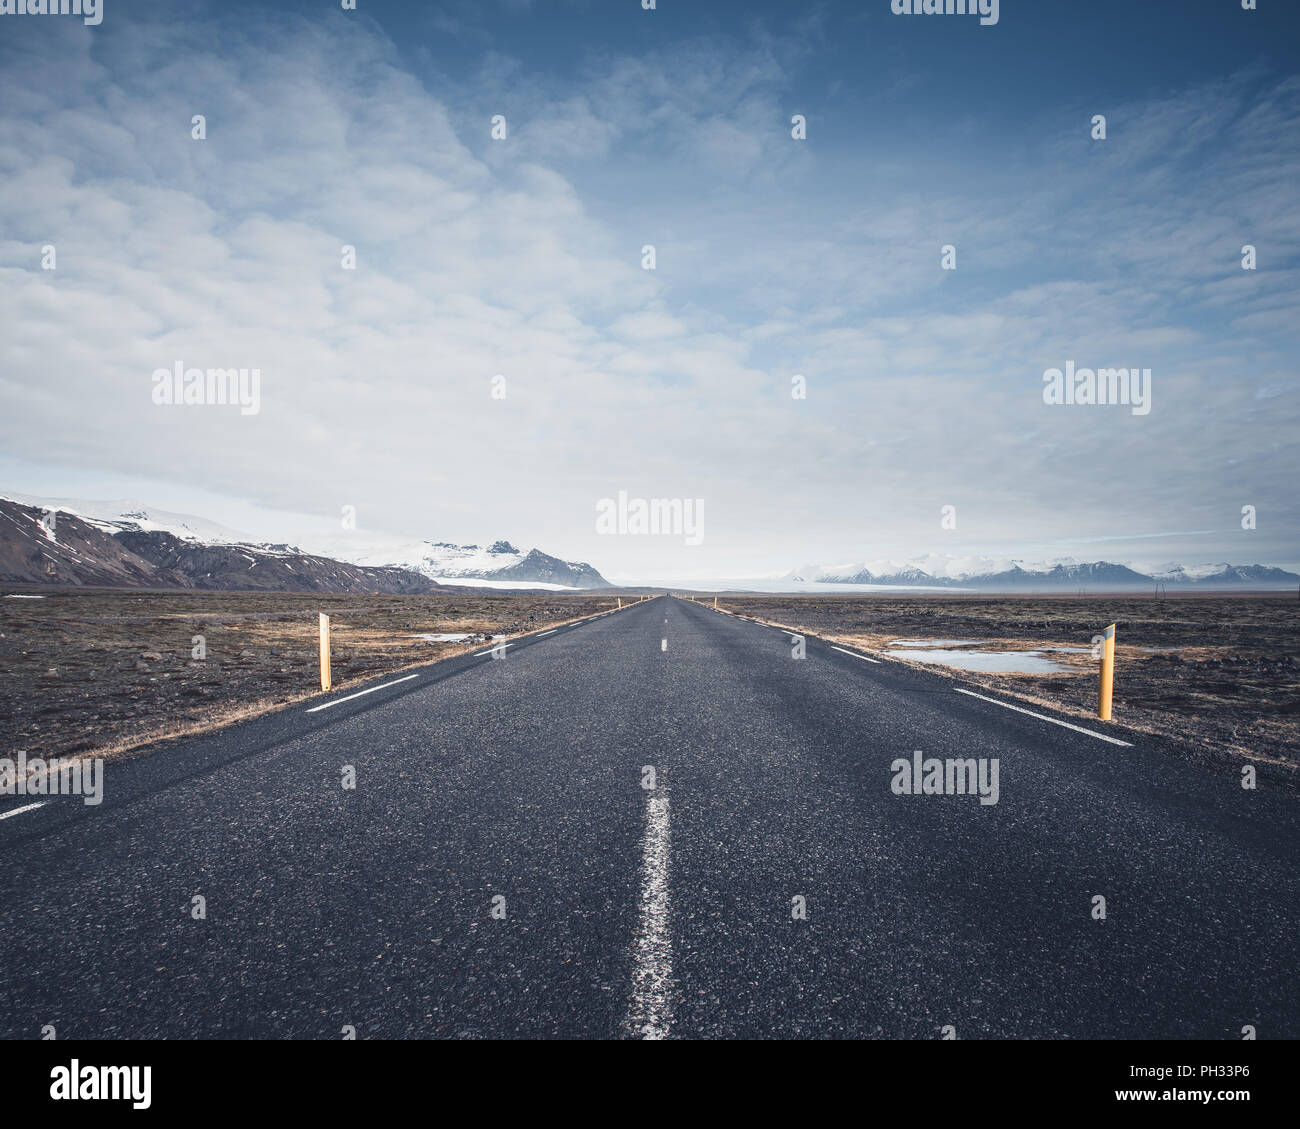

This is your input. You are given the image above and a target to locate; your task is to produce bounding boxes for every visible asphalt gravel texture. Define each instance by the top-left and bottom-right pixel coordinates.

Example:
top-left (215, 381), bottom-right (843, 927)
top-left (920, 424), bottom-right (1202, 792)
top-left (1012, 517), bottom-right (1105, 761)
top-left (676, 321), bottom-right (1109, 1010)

top-left (1, 596), bottom-right (1295, 1039)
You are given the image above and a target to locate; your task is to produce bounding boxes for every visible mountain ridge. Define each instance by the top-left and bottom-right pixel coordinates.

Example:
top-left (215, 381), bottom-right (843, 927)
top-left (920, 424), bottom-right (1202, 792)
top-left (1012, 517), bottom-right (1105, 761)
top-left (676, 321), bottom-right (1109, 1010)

top-left (785, 555), bottom-right (1300, 589)
top-left (0, 496), bottom-right (611, 592)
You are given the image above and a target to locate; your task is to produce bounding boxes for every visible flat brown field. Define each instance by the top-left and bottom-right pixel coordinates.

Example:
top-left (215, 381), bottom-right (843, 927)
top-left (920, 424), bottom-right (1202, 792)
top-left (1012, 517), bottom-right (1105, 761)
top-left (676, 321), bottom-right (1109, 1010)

top-left (0, 588), bottom-right (622, 762)
top-left (698, 592), bottom-right (1300, 773)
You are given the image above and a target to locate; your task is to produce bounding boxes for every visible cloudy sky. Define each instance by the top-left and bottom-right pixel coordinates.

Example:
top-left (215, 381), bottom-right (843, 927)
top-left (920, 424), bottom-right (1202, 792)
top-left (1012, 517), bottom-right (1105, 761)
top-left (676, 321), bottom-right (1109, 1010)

top-left (1, 0), bottom-right (1297, 583)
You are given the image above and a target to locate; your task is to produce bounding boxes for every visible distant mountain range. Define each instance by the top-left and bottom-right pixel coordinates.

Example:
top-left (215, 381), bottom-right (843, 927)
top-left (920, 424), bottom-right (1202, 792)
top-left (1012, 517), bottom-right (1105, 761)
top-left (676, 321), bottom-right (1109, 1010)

top-left (0, 495), bottom-right (611, 592)
top-left (784, 555), bottom-right (1300, 590)
top-left (5, 493), bottom-right (1291, 594)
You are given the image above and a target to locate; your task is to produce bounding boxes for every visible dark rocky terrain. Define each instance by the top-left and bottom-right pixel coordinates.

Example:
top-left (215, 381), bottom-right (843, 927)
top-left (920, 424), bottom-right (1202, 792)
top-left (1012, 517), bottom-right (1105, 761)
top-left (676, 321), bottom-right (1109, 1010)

top-left (0, 587), bottom-right (620, 761)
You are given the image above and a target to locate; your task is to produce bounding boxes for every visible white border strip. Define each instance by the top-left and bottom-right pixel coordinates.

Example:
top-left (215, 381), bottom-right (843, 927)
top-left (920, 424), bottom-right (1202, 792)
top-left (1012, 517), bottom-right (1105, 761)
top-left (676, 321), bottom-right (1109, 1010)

top-left (536, 629), bottom-right (557, 637)
top-left (0, 802), bottom-right (46, 821)
top-left (475, 642), bottom-right (515, 657)
top-left (955, 688), bottom-right (1134, 746)
top-left (831, 645), bottom-right (882, 664)
top-left (306, 674), bottom-right (419, 714)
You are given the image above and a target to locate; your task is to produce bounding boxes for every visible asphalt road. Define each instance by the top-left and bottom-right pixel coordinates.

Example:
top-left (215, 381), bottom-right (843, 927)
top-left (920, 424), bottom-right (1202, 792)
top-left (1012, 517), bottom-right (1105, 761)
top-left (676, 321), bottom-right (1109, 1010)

top-left (1, 595), bottom-right (1296, 1039)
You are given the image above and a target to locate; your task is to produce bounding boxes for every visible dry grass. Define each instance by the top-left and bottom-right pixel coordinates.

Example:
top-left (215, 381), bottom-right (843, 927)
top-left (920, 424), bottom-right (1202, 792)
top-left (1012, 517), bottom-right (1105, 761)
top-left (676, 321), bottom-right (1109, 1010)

top-left (0, 588), bottom-right (619, 761)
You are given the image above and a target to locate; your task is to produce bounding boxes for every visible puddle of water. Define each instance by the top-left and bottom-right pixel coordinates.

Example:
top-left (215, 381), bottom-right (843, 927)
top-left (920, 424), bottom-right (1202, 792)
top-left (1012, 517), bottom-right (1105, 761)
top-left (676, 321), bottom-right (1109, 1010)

top-left (889, 649), bottom-right (1070, 674)
top-left (1040, 646), bottom-right (1093, 653)
top-left (888, 638), bottom-right (984, 648)
top-left (411, 633), bottom-right (508, 643)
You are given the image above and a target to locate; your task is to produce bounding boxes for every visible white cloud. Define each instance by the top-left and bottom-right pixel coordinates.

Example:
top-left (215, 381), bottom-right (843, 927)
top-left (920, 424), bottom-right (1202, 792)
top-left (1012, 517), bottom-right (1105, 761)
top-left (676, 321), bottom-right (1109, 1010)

top-left (0, 9), bottom-right (1296, 579)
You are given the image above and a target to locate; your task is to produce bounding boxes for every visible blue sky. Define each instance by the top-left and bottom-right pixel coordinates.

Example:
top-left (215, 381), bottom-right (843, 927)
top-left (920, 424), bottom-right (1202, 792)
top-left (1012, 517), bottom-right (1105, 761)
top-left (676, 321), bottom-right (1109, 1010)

top-left (0, 0), bottom-right (1297, 581)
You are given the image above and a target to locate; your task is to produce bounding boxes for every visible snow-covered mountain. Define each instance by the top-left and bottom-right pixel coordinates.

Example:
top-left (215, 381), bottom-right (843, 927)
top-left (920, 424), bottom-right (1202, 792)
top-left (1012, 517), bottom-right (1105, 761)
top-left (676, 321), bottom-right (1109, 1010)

top-left (0, 497), bottom-right (449, 593)
top-left (320, 536), bottom-right (609, 589)
top-left (1148, 563), bottom-right (1300, 587)
top-left (3, 493), bottom-right (250, 544)
top-left (784, 555), bottom-right (1300, 590)
top-left (2, 494), bottom-right (611, 590)
top-left (788, 555), bottom-right (1022, 583)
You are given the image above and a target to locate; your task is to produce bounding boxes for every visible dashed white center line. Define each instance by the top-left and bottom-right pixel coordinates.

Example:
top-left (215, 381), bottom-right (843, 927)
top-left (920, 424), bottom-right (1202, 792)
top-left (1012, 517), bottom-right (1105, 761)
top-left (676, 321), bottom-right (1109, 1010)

top-left (305, 673), bottom-right (419, 713)
top-left (624, 792), bottom-right (673, 1040)
top-left (661, 638), bottom-right (667, 651)
top-left (955, 688), bottom-right (1134, 746)
top-left (0, 802), bottom-right (46, 821)
top-left (831, 645), bottom-right (882, 664)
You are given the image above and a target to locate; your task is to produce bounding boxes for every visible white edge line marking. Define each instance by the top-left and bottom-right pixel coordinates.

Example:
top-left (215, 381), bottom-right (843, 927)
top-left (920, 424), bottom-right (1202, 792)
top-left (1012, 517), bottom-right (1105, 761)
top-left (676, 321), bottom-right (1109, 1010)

top-left (625, 792), bottom-right (673, 1040)
top-left (475, 642), bottom-right (515, 657)
top-left (955, 688), bottom-right (1134, 747)
top-left (536, 629), bottom-right (557, 637)
top-left (831, 645), bottom-right (882, 664)
top-left (0, 802), bottom-right (46, 821)
top-left (306, 673), bottom-right (419, 713)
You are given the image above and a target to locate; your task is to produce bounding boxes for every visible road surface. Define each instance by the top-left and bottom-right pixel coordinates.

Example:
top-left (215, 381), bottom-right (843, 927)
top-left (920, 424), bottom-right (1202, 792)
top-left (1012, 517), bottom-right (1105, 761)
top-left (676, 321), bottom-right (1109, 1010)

top-left (1, 596), bottom-right (1295, 1039)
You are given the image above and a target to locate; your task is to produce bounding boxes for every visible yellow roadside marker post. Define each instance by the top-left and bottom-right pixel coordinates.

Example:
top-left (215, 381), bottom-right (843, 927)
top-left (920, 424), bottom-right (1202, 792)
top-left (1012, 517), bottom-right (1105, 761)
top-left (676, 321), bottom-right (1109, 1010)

top-left (319, 613), bottom-right (332, 692)
top-left (618, 597), bottom-right (623, 609)
top-left (1097, 623), bottom-right (1116, 720)
top-left (713, 596), bottom-right (718, 609)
